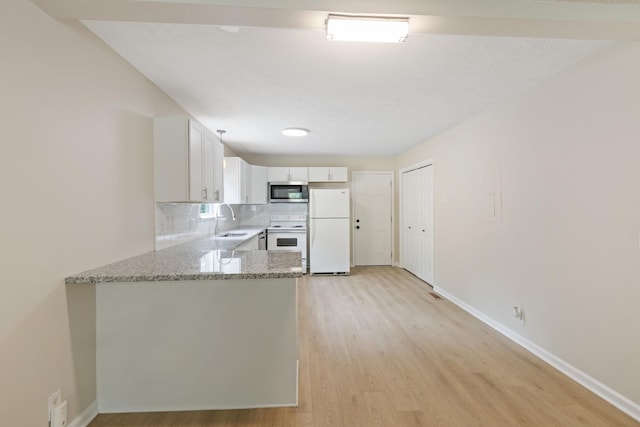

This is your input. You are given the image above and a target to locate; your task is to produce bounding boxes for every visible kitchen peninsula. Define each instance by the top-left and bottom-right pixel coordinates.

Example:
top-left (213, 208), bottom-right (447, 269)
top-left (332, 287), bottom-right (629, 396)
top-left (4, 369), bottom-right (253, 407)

top-left (66, 231), bottom-right (302, 413)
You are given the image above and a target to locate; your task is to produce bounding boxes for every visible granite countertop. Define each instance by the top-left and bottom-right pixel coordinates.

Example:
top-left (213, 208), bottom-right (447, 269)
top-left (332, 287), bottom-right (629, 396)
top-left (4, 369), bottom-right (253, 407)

top-left (65, 228), bottom-right (303, 284)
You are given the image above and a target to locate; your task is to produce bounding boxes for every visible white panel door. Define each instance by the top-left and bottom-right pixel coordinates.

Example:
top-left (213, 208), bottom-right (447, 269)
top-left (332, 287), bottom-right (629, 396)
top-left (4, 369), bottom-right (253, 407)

top-left (353, 172), bottom-right (393, 266)
top-left (401, 165), bottom-right (434, 284)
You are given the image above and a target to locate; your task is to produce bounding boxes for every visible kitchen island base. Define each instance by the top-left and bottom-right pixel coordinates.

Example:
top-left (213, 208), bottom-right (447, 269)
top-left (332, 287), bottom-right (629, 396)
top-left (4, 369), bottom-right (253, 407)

top-left (96, 278), bottom-right (297, 413)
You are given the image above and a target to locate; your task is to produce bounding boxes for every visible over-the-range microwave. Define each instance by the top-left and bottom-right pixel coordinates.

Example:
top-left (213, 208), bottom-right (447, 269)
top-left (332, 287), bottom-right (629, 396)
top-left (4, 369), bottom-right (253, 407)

top-left (268, 182), bottom-right (309, 203)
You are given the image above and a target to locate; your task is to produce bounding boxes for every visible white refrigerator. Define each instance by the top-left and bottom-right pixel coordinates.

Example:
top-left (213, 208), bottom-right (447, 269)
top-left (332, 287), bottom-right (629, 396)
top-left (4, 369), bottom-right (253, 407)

top-left (309, 188), bottom-right (350, 274)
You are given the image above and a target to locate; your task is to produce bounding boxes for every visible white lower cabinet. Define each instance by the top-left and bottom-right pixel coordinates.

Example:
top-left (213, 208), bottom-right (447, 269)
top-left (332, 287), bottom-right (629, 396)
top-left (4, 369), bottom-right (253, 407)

top-left (234, 235), bottom-right (259, 251)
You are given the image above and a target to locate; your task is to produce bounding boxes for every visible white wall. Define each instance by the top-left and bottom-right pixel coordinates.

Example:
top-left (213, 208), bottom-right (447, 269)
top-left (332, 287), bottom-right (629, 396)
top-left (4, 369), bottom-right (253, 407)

top-left (396, 43), bottom-right (640, 410)
top-left (3, 0), bottom-right (637, 423)
top-left (0, 1), bottom-right (184, 424)
top-left (240, 153), bottom-right (395, 172)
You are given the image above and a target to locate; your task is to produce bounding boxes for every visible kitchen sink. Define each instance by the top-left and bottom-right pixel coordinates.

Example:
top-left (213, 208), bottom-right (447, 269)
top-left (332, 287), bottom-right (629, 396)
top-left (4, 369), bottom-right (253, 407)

top-left (215, 232), bottom-right (248, 238)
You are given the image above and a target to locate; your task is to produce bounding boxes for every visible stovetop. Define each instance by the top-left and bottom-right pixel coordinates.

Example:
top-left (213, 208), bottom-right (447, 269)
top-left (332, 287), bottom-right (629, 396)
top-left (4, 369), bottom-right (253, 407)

top-left (267, 224), bottom-right (306, 231)
top-left (268, 214), bottom-right (307, 231)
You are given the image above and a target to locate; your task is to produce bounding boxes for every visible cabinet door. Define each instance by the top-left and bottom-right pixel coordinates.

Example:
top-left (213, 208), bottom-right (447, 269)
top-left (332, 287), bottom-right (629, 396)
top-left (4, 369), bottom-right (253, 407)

top-left (308, 167), bottom-right (329, 182)
top-left (212, 138), bottom-right (224, 202)
top-left (329, 167), bottom-right (348, 182)
top-left (154, 117), bottom-right (222, 203)
top-left (268, 167), bottom-right (290, 182)
top-left (223, 157), bottom-right (241, 204)
top-left (188, 121), bottom-right (205, 202)
top-left (251, 165), bottom-right (268, 204)
top-left (154, 117), bottom-right (190, 202)
top-left (224, 157), bottom-right (253, 204)
top-left (241, 160), bottom-right (252, 203)
top-left (235, 235), bottom-right (259, 251)
top-left (202, 132), bottom-right (215, 202)
top-left (289, 167), bottom-right (308, 182)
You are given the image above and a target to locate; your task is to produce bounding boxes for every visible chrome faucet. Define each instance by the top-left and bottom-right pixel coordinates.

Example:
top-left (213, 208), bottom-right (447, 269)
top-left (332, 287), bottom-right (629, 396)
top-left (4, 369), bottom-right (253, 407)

top-left (214, 203), bottom-right (236, 235)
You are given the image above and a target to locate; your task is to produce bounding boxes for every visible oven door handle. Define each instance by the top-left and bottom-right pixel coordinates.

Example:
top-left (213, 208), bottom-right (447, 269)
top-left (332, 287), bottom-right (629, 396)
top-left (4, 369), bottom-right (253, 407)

top-left (267, 229), bottom-right (307, 233)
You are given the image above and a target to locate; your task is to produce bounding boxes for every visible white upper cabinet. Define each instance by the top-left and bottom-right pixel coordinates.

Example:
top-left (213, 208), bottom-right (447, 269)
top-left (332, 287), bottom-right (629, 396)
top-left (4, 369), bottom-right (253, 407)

top-left (209, 134), bottom-right (225, 203)
top-left (154, 117), bottom-right (222, 203)
top-left (267, 167), bottom-right (289, 182)
top-left (308, 167), bottom-right (348, 182)
top-left (200, 129), bottom-right (214, 202)
top-left (224, 157), bottom-right (252, 204)
top-left (268, 167), bottom-right (308, 182)
top-left (289, 167), bottom-right (308, 182)
top-left (250, 165), bottom-right (268, 204)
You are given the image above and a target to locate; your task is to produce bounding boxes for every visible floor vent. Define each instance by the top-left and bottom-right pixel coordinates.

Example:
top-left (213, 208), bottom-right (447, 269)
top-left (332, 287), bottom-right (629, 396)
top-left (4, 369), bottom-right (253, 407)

top-left (429, 292), bottom-right (443, 300)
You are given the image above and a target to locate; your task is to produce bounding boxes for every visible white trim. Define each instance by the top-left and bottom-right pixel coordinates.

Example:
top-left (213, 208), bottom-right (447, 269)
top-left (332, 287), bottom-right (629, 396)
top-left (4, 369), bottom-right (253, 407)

top-left (98, 401), bottom-right (298, 414)
top-left (296, 359), bottom-right (300, 406)
top-left (434, 285), bottom-right (640, 422)
top-left (68, 401), bottom-right (98, 427)
top-left (351, 171), bottom-right (395, 267)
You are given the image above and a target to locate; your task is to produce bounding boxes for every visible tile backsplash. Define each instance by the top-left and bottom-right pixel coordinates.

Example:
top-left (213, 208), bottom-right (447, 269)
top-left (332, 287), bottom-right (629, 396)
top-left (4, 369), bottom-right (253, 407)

top-left (155, 203), bottom-right (270, 250)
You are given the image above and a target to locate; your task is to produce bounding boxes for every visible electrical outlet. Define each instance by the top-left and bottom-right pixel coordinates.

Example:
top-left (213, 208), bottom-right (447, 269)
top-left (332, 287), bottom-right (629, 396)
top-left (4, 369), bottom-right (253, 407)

top-left (48, 389), bottom-right (62, 422)
top-left (51, 400), bottom-right (67, 427)
top-left (513, 306), bottom-right (525, 323)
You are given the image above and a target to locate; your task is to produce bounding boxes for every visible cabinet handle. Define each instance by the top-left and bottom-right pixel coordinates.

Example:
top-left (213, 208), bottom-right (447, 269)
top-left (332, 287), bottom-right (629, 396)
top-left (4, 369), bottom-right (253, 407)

top-left (202, 188), bottom-right (208, 200)
top-left (214, 190), bottom-right (220, 201)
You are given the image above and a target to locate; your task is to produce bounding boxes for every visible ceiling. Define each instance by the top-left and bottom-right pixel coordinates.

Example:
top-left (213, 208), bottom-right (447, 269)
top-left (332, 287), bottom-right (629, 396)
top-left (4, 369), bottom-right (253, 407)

top-left (33, 0), bottom-right (640, 156)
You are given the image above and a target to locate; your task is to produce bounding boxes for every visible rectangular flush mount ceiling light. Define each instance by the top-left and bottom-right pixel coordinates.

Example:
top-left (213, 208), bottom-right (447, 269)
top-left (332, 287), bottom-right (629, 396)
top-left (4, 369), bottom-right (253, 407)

top-left (326, 14), bottom-right (409, 43)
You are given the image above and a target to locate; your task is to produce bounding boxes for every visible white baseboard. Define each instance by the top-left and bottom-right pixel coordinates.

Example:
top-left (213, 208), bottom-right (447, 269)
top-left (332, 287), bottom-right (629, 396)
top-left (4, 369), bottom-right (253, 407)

top-left (98, 401), bottom-right (298, 414)
top-left (69, 401), bottom-right (98, 427)
top-left (434, 286), bottom-right (640, 422)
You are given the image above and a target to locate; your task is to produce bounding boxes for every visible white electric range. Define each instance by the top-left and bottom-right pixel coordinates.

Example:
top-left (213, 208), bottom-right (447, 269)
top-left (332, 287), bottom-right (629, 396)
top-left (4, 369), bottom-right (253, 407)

top-left (267, 214), bottom-right (307, 273)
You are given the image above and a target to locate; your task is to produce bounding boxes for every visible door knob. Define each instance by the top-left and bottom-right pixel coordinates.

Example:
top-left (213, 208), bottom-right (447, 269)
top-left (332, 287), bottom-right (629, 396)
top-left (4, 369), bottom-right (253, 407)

top-left (356, 226), bottom-right (360, 230)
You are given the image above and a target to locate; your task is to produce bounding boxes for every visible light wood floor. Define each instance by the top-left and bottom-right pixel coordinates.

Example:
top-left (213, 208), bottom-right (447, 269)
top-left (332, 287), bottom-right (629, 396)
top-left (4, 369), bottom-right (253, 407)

top-left (90, 266), bottom-right (638, 426)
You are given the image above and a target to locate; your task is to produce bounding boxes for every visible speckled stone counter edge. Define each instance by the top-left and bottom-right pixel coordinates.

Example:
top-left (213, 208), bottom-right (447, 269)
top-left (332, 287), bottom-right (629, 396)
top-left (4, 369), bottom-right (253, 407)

top-left (65, 230), bottom-right (303, 284)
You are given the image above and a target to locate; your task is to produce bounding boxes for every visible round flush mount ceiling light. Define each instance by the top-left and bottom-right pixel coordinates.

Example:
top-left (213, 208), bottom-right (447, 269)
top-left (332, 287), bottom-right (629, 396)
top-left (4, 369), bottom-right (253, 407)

top-left (282, 128), bottom-right (309, 137)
